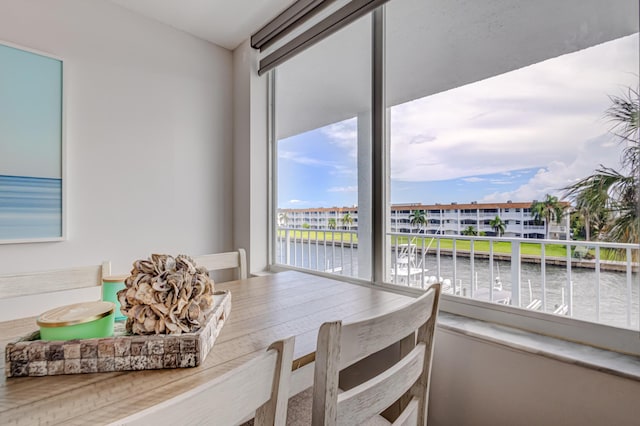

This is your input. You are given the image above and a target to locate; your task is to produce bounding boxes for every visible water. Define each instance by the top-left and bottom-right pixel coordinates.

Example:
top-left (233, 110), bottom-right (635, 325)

top-left (0, 175), bottom-right (62, 240)
top-left (276, 239), bottom-right (640, 330)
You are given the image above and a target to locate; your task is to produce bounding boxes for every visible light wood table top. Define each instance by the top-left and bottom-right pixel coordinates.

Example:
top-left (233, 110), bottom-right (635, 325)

top-left (0, 271), bottom-right (413, 425)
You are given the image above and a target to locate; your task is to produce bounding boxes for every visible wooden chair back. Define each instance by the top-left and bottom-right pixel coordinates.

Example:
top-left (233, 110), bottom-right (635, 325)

top-left (312, 284), bottom-right (441, 426)
top-left (0, 261), bottom-right (111, 322)
top-left (111, 336), bottom-right (295, 426)
top-left (193, 248), bottom-right (247, 280)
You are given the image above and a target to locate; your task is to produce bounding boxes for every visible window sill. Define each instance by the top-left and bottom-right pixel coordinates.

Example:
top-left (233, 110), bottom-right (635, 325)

top-left (438, 311), bottom-right (640, 382)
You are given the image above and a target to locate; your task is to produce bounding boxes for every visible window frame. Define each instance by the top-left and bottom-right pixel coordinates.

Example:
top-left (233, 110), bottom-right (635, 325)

top-left (266, 4), bottom-right (640, 356)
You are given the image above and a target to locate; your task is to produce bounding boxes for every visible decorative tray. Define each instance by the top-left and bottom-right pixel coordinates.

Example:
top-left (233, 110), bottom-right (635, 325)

top-left (5, 290), bottom-right (231, 378)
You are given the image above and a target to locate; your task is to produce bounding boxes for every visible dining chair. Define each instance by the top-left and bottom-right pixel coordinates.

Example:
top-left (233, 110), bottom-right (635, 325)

top-left (193, 248), bottom-right (248, 280)
top-left (0, 261), bottom-right (111, 322)
top-left (111, 336), bottom-right (295, 426)
top-left (288, 284), bottom-right (441, 426)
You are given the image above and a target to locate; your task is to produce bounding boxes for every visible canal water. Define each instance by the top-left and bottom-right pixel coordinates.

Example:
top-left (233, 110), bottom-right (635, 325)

top-left (275, 240), bottom-right (639, 330)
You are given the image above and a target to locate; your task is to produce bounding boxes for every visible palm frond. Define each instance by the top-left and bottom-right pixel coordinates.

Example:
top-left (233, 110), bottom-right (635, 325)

top-left (606, 86), bottom-right (639, 145)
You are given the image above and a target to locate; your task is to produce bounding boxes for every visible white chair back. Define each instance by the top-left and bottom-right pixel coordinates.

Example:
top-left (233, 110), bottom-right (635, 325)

top-left (111, 336), bottom-right (295, 426)
top-left (0, 261), bottom-right (111, 321)
top-left (312, 284), bottom-right (441, 426)
top-left (193, 248), bottom-right (247, 280)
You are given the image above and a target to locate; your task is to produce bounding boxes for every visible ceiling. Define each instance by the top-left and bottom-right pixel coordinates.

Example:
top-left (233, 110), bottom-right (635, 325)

top-left (108, 0), bottom-right (295, 50)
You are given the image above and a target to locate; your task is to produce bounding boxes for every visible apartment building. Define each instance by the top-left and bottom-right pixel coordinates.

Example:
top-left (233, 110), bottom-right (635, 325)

top-left (279, 200), bottom-right (571, 239)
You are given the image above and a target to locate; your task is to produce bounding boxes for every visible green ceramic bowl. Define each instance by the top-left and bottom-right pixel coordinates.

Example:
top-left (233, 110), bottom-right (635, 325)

top-left (37, 301), bottom-right (115, 341)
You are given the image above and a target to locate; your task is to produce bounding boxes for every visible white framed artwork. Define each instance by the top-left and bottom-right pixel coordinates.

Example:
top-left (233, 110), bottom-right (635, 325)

top-left (0, 40), bottom-right (65, 244)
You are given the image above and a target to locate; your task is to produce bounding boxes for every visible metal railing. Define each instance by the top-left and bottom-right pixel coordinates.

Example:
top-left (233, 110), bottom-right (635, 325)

top-left (276, 228), bottom-right (356, 275)
top-left (275, 228), bottom-right (639, 330)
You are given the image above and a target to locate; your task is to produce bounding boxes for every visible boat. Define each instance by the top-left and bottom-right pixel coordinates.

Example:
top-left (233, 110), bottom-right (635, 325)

top-left (473, 279), bottom-right (511, 304)
top-left (391, 243), bottom-right (425, 287)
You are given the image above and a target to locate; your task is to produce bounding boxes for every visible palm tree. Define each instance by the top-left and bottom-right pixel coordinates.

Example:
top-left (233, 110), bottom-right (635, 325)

top-left (563, 87), bottom-right (639, 244)
top-left (341, 212), bottom-right (354, 231)
top-left (408, 209), bottom-right (427, 234)
top-left (461, 225), bottom-right (477, 236)
top-left (531, 194), bottom-right (565, 239)
top-left (278, 212), bottom-right (289, 227)
top-left (327, 218), bottom-right (337, 230)
top-left (572, 189), bottom-right (608, 241)
top-left (489, 215), bottom-right (506, 237)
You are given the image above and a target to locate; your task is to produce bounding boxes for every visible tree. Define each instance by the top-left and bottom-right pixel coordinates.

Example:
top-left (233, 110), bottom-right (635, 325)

top-left (408, 209), bottom-right (427, 234)
top-left (341, 212), bottom-right (354, 231)
top-left (563, 87), bottom-right (639, 244)
top-left (489, 215), bottom-right (506, 237)
top-left (327, 218), bottom-right (337, 230)
top-left (278, 212), bottom-right (289, 227)
top-left (571, 190), bottom-right (608, 241)
top-left (461, 225), bottom-right (477, 236)
top-left (531, 194), bottom-right (565, 239)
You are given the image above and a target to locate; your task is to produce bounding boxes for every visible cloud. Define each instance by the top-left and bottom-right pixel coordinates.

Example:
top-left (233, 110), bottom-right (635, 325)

top-left (279, 150), bottom-right (335, 167)
top-left (283, 199), bottom-right (331, 207)
top-left (321, 117), bottom-right (358, 157)
top-left (481, 133), bottom-right (624, 202)
top-left (489, 179), bottom-right (514, 185)
top-left (409, 134), bottom-right (437, 144)
top-left (329, 164), bottom-right (357, 178)
top-left (388, 34), bottom-right (638, 183)
top-left (328, 186), bottom-right (357, 192)
top-left (462, 177), bottom-right (485, 183)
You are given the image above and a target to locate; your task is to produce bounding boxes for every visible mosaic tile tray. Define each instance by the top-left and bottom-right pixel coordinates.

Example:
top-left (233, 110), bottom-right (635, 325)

top-left (5, 290), bottom-right (231, 377)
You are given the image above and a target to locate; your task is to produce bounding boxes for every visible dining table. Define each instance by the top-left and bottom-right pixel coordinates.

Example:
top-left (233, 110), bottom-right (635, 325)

top-left (0, 270), bottom-right (415, 425)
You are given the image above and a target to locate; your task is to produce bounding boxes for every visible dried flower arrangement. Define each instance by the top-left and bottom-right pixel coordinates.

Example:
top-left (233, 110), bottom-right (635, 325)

top-left (118, 254), bottom-right (215, 335)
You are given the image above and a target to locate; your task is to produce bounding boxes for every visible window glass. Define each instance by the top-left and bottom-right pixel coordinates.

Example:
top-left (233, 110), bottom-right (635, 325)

top-left (274, 15), bottom-right (372, 280)
top-left (385, 0), bottom-right (639, 329)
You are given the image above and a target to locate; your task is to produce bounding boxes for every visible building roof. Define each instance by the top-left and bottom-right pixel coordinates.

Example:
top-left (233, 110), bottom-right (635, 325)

top-left (279, 200), bottom-right (571, 213)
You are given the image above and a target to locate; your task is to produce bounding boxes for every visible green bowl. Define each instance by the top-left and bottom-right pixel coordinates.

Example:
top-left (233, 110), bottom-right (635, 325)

top-left (38, 301), bottom-right (115, 341)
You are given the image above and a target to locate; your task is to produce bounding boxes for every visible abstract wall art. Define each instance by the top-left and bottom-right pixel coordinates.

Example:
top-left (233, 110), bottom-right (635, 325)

top-left (0, 41), bottom-right (64, 243)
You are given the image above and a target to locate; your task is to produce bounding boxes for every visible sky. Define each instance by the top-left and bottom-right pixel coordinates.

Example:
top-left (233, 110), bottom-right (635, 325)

top-left (278, 34), bottom-right (639, 209)
top-left (0, 43), bottom-right (62, 179)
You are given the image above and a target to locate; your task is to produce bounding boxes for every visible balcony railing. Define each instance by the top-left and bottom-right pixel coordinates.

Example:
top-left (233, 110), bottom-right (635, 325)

top-left (275, 227), bottom-right (639, 330)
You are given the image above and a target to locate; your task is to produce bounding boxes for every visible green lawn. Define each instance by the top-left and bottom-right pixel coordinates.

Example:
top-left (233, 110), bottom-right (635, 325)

top-left (388, 235), bottom-right (568, 257)
top-left (278, 230), bottom-right (357, 244)
top-left (277, 230), bottom-right (623, 260)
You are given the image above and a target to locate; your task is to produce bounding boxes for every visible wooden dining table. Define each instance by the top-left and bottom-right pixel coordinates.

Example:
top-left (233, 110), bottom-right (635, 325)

top-left (0, 270), bottom-right (414, 425)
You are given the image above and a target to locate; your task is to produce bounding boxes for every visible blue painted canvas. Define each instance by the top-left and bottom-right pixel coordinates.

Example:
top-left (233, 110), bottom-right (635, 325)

top-left (0, 42), bottom-right (63, 242)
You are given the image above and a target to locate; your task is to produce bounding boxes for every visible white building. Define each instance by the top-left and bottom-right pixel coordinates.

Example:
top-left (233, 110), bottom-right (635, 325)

top-left (279, 200), bottom-right (571, 239)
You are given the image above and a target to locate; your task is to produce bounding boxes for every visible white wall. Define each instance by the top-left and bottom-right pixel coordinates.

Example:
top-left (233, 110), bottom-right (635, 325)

top-left (0, 0), bottom-right (233, 275)
top-left (232, 41), bottom-right (269, 274)
top-left (429, 329), bottom-right (640, 426)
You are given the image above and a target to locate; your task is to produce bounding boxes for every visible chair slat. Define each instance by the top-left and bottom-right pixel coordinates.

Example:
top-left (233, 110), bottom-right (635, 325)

top-left (193, 248), bottom-right (247, 280)
top-left (0, 261), bottom-right (111, 322)
top-left (0, 261), bottom-right (110, 299)
top-left (392, 397), bottom-right (419, 426)
top-left (339, 289), bottom-right (436, 369)
top-left (337, 344), bottom-right (426, 426)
